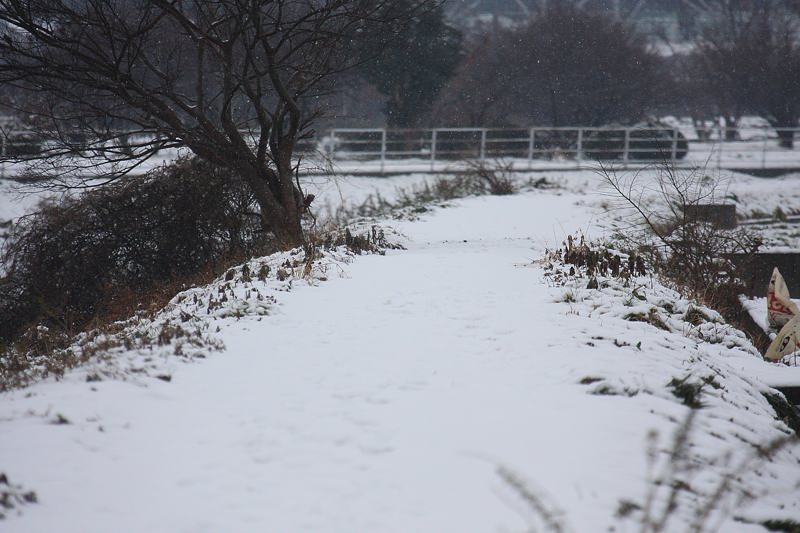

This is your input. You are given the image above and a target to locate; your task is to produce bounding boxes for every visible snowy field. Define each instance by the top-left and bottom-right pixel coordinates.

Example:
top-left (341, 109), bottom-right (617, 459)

top-left (1, 169), bottom-right (800, 532)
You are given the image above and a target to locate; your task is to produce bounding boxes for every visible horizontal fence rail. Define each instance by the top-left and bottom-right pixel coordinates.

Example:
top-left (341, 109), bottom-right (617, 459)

top-left (1, 125), bottom-right (800, 176)
top-left (0, 130), bottom-right (319, 159)
top-left (322, 126), bottom-right (800, 173)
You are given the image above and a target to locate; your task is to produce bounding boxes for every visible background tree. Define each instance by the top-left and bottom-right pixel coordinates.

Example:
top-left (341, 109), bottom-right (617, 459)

top-left (358, 0), bottom-right (462, 128)
top-left (432, 2), bottom-right (661, 127)
top-left (690, 0), bottom-right (800, 147)
top-left (0, 0), bottom-right (429, 248)
top-left (432, 32), bottom-right (516, 127)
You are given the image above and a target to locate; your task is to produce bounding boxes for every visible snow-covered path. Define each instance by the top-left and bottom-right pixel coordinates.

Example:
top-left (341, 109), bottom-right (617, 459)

top-left (1, 192), bottom-right (798, 532)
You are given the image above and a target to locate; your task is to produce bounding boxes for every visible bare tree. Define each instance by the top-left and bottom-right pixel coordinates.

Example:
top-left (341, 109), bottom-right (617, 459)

top-left (432, 32), bottom-right (515, 127)
top-left (0, 0), bottom-right (423, 248)
top-left (690, 0), bottom-right (800, 147)
top-left (432, 2), bottom-right (661, 128)
top-left (599, 162), bottom-right (762, 307)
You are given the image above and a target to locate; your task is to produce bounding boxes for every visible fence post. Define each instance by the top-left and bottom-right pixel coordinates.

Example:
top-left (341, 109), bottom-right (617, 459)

top-left (329, 129), bottom-right (338, 160)
top-left (380, 129), bottom-right (387, 174)
top-left (623, 128), bottom-right (630, 164)
top-left (431, 129), bottom-right (437, 170)
top-left (576, 128), bottom-right (583, 165)
top-left (480, 128), bottom-right (486, 161)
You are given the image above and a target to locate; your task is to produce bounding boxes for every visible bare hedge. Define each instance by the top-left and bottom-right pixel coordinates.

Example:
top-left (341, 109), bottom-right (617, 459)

top-left (0, 157), bottom-right (268, 342)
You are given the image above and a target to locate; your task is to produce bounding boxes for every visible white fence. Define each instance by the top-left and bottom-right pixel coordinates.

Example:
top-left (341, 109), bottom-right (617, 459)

top-left (2, 125), bottom-right (800, 176)
top-left (322, 126), bottom-right (800, 173)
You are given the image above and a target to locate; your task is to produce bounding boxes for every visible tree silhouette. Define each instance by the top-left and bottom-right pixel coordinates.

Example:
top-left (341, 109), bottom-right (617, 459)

top-left (0, 0), bottom-right (429, 248)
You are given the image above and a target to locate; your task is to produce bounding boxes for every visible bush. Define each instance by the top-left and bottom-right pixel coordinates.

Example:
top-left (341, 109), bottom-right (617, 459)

top-left (600, 164), bottom-right (762, 310)
top-left (0, 157), bottom-right (268, 343)
top-left (462, 160), bottom-right (516, 195)
top-left (584, 123), bottom-right (689, 161)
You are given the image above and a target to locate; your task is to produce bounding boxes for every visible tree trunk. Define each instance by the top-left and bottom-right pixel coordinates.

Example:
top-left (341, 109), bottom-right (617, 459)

top-left (549, 89), bottom-right (560, 128)
top-left (238, 162), bottom-right (306, 250)
top-left (264, 206), bottom-right (306, 250)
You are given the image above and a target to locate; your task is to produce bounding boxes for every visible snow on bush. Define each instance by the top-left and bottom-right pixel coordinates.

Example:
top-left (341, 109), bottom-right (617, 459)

top-left (1, 224), bottom-right (402, 390)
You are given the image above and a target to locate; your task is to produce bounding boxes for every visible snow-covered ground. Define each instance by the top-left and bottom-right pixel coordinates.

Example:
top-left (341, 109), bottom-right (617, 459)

top-left (1, 171), bottom-right (800, 532)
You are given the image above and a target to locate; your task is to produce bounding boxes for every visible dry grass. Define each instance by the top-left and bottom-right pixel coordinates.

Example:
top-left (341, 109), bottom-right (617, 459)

top-left (0, 472), bottom-right (37, 520)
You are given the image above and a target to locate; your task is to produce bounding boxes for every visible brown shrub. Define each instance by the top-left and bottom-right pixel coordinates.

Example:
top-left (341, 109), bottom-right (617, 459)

top-left (0, 156), bottom-right (269, 343)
